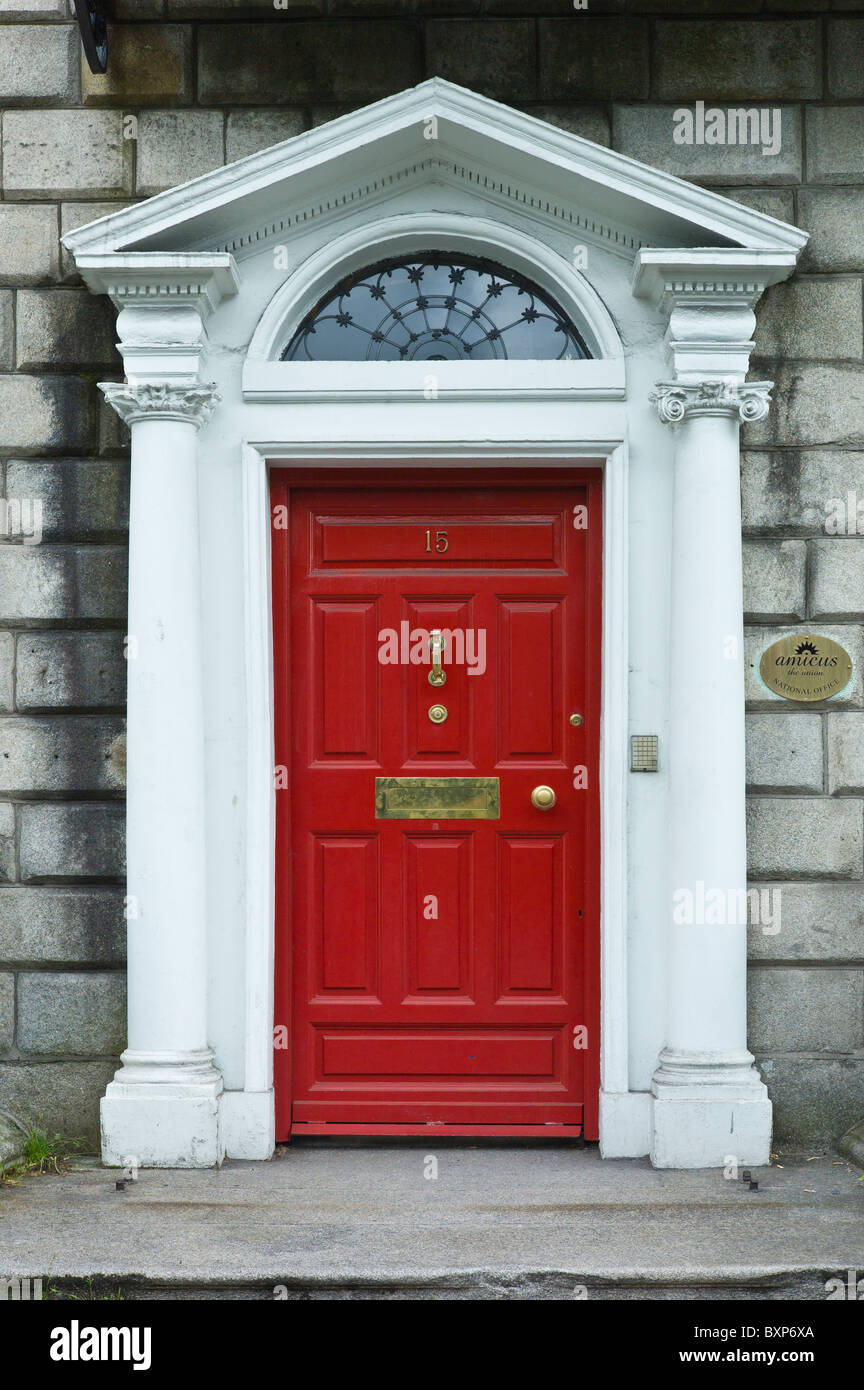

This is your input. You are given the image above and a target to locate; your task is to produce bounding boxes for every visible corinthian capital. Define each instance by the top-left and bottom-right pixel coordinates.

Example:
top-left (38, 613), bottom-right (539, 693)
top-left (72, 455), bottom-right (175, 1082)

top-left (99, 380), bottom-right (220, 429)
top-left (650, 379), bottom-right (772, 426)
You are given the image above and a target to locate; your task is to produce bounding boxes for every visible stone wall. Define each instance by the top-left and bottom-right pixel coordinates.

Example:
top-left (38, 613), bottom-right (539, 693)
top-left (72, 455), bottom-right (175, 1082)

top-left (1, 1), bottom-right (861, 1149)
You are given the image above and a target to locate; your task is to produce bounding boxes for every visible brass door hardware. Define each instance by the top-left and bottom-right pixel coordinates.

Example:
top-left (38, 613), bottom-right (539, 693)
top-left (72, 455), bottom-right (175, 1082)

top-left (375, 776), bottom-right (500, 820)
top-left (531, 785), bottom-right (556, 810)
top-left (428, 629), bottom-right (446, 686)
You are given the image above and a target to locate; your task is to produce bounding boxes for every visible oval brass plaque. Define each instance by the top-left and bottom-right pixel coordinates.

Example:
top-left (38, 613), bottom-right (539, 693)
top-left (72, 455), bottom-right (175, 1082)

top-left (759, 633), bottom-right (853, 702)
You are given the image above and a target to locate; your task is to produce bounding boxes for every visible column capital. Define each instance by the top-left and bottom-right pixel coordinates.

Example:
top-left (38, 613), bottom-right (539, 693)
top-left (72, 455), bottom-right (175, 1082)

top-left (100, 379), bottom-right (220, 429)
top-left (650, 378), bottom-right (772, 426)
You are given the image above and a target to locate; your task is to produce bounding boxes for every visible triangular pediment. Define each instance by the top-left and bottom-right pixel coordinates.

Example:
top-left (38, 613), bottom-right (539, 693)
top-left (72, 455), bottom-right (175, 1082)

top-left (63, 79), bottom-right (806, 266)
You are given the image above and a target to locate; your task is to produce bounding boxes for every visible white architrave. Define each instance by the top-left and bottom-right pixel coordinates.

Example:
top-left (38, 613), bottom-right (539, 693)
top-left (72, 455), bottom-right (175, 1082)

top-left (240, 438), bottom-right (631, 1164)
top-left (65, 81), bottom-right (807, 1168)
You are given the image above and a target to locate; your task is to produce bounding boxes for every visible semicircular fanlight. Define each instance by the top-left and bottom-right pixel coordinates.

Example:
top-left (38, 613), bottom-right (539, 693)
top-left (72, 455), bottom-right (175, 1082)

top-left (283, 251), bottom-right (592, 362)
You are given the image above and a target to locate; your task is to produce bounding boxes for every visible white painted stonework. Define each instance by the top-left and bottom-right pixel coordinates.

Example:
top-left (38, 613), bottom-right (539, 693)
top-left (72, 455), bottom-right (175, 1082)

top-left (64, 79), bottom-right (807, 1169)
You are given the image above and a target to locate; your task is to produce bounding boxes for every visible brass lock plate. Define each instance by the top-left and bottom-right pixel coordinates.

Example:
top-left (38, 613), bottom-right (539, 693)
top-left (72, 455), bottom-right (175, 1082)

top-left (375, 776), bottom-right (500, 820)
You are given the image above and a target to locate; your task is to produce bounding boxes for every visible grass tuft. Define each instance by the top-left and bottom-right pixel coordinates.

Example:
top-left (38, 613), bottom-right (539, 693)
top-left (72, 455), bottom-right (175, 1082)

top-left (19, 1118), bottom-right (83, 1175)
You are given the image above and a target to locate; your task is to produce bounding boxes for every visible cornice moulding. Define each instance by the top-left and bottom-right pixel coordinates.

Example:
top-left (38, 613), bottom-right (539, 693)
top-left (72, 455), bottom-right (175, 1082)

top-left (60, 80), bottom-right (809, 268)
top-left (201, 154), bottom-right (650, 265)
top-left (631, 248), bottom-right (799, 310)
top-left (72, 253), bottom-right (241, 315)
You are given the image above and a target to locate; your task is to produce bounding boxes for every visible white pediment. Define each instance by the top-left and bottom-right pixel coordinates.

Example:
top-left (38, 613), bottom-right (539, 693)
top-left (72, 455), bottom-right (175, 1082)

top-left (63, 78), bottom-right (806, 269)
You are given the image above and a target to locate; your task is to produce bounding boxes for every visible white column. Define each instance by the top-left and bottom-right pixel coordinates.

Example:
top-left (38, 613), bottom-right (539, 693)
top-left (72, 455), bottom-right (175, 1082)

top-left (650, 379), bottom-right (773, 1168)
top-left (99, 380), bottom-right (223, 1169)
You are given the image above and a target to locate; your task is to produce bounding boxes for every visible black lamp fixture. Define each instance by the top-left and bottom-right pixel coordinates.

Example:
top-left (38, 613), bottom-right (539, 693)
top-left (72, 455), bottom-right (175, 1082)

top-left (73, 0), bottom-right (108, 75)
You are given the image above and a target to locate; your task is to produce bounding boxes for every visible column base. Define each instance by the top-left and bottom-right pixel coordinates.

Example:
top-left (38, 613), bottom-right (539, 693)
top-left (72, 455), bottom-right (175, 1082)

top-left (100, 1049), bottom-right (225, 1169)
top-left (650, 1049), bottom-right (772, 1168)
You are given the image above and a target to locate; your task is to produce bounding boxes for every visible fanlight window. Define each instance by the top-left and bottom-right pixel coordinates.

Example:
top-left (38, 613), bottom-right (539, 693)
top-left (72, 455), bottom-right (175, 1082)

top-left (283, 252), bottom-right (591, 362)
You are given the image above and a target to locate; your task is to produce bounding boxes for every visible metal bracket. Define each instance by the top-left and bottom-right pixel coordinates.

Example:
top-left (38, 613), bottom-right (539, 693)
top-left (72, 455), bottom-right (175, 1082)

top-left (73, 0), bottom-right (108, 75)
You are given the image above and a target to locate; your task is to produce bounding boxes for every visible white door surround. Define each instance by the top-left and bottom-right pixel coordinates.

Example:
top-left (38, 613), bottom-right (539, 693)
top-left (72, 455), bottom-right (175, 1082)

top-left (64, 79), bottom-right (807, 1169)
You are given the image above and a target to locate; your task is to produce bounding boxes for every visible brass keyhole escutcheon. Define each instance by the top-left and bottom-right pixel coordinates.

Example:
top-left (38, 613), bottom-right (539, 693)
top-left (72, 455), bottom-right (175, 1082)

top-left (569, 713), bottom-right (584, 727)
top-left (531, 785), bottom-right (556, 810)
top-left (428, 704), bottom-right (448, 724)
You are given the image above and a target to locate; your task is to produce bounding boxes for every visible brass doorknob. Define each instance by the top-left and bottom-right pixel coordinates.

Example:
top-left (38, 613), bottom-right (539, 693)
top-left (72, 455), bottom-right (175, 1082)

top-left (531, 785), bottom-right (556, 810)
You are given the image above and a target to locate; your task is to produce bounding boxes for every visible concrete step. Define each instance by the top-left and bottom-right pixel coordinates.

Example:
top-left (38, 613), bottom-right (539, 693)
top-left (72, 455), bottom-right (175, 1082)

top-left (40, 1270), bottom-right (845, 1300)
top-left (3, 1146), bottom-right (861, 1303)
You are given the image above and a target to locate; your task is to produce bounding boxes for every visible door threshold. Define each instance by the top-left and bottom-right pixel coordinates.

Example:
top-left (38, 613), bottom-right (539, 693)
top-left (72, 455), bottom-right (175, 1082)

top-left (290, 1123), bottom-right (583, 1138)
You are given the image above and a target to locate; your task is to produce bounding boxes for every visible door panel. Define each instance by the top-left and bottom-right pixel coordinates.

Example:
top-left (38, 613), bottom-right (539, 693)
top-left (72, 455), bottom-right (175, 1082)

top-left (313, 836), bottom-right (379, 998)
top-left (498, 600), bottom-right (564, 761)
top-left (498, 835), bottom-right (564, 999)
top-left (273, 471), bottom-right (602, 1138)
top-left (404, 835), bottom-right (473, 998)
top-left (311, 599), bottom-right (380, 763)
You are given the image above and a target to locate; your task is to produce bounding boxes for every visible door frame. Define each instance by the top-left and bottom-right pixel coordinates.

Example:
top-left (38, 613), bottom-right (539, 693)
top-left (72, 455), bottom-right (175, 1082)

top-left (241, 440), bottom-right (630, 1152)
top-left (271, 466), bottom-right (605, 1140)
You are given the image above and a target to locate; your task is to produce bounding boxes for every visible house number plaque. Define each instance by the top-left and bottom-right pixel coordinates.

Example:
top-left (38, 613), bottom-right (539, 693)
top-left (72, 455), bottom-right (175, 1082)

top-left (759, 634), bottom-right (853, 702)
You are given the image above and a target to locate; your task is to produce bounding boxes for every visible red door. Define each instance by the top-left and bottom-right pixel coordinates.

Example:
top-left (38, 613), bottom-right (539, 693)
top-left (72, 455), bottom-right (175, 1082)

top-left (272, 470), bottom-right (601, 1139)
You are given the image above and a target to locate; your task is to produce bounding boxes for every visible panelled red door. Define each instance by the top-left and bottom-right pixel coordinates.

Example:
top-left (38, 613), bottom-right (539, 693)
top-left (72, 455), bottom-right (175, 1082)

top-left (272, 470), bottom-right (601, 1139)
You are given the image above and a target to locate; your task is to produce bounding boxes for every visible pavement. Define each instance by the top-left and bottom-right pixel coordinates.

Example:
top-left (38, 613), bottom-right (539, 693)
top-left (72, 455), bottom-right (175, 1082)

top-left (1, 1143), bottom-right (862, 1299)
